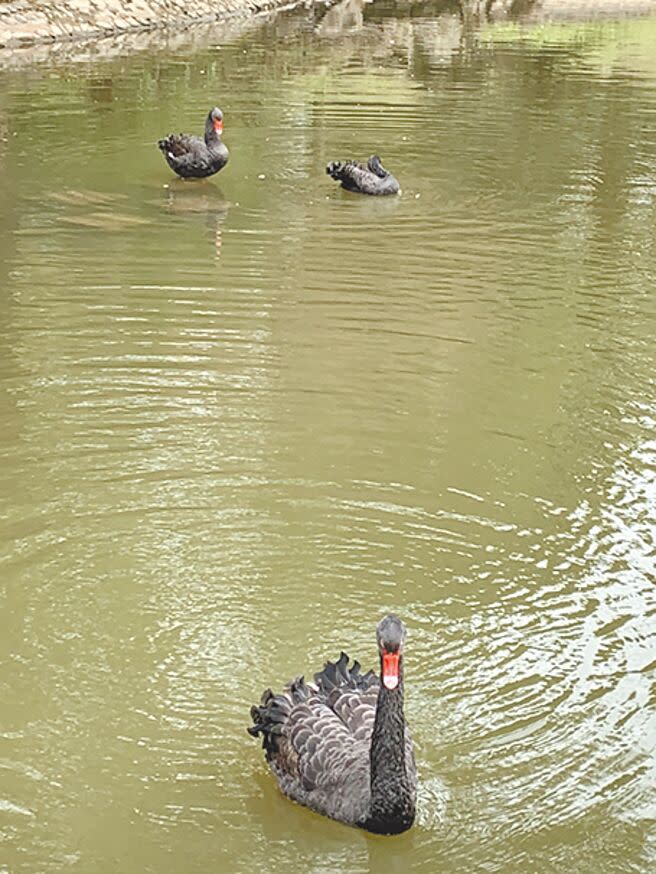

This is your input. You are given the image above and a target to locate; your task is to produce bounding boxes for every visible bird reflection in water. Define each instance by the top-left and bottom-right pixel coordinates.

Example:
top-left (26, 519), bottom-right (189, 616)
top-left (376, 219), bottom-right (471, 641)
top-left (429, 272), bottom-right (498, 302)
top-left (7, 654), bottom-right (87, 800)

top-left (161, 179), bottom-right (230, 259)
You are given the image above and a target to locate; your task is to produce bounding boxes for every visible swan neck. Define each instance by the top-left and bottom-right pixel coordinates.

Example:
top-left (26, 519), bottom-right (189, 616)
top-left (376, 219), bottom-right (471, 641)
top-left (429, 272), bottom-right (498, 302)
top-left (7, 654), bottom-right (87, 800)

top-left (365, 657), bottom-right (414, 834)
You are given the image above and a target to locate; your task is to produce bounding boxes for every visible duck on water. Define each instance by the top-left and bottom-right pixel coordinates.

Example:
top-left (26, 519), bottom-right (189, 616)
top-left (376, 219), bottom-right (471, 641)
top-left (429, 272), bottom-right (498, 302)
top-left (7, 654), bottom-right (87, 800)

top-left (158, 107), bottom-right (229, 180)
top-left (248, 615), bottom-right (416, 835)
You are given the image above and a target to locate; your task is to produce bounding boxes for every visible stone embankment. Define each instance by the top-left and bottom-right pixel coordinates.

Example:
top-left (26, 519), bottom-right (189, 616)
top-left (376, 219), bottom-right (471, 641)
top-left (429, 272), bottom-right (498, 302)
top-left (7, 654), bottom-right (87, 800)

top-left (0, 0), bottom-right (297, 48)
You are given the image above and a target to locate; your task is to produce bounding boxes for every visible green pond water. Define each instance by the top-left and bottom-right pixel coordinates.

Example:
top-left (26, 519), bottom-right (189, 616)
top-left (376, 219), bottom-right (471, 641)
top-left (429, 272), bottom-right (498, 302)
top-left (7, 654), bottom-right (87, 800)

top-left (0, 2), bottom-right (655, 872)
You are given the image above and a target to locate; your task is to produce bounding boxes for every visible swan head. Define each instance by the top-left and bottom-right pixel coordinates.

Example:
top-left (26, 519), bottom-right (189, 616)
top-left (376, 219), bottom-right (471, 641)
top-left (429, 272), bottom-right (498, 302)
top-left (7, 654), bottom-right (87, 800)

top-left (207, 107), bottom-right (224, 135)
top-left (377, 615), bottom-right (405, 690)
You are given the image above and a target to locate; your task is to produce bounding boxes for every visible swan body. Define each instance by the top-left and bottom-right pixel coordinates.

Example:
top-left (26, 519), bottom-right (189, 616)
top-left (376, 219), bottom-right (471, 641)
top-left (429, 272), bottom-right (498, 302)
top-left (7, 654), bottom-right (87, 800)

top-left (158, 107), bottom-right (229, 179)
top-left (326, 155), bottom-right (400, 196)
top-left (248, 615), bottom-right (416, 834)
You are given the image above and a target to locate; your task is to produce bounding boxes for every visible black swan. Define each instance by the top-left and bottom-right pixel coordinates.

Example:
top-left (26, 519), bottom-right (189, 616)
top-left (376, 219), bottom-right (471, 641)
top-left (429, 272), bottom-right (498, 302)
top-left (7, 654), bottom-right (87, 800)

top-left (326, 155), bottom-right (400, 196)
top-left (158, 107), bottom-right (229, 180)
top-left (248, 615), bottom-right (416, 834)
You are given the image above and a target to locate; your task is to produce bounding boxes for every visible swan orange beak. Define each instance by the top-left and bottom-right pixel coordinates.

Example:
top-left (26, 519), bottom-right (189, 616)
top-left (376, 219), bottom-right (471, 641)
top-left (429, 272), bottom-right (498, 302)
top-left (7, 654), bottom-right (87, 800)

top-left (213, 118), bottom-right (223, 134)
top-left (382, 651), bottom-right (400, 690)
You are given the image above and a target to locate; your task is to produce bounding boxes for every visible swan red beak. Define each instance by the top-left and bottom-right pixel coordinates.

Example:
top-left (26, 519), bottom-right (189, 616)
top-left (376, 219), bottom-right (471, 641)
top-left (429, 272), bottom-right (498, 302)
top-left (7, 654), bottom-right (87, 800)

top-left (382, 651), bottom-right (400, 690)
top-left (213, 118), bottom-right (223, 134)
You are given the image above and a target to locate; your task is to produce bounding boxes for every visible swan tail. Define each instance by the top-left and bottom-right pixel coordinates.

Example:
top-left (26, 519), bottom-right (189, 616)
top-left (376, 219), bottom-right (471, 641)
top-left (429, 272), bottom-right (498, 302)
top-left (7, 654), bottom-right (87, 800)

top-left (248, 677), bottom-right (312, 759)
top-left (326, 160), bottom-right (347, 181)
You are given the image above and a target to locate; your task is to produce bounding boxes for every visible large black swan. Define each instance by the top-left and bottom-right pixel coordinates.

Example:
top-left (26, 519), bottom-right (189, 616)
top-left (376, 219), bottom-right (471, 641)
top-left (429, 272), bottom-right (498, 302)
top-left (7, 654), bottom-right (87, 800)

top-left (248, 615), bottom-right (416, 834)
top-left (326, 155), bottom-right (400, 196)
top-left (158, 107), bottom-right (229, 180)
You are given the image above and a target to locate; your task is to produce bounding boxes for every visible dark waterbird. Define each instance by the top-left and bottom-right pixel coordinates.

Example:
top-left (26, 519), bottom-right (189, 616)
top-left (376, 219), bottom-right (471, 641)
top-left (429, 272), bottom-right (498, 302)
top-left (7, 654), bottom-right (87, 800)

top-left (326, 155), bottom-right (400, 195)
top-left (158, 107), bottom-right (229, 180)
top-left (248, 615), bottom-right (416, 834)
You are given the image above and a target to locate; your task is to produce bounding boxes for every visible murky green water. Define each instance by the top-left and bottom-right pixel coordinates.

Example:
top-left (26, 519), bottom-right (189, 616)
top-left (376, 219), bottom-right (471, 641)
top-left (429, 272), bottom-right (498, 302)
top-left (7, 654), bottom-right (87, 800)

top-left (1, 2), bottom-right (655, 871)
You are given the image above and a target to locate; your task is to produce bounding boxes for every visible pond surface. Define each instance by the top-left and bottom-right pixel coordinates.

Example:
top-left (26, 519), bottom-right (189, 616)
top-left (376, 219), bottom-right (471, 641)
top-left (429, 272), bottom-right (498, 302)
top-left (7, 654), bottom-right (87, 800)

top-left (1, 2), bottom-right (655, 872)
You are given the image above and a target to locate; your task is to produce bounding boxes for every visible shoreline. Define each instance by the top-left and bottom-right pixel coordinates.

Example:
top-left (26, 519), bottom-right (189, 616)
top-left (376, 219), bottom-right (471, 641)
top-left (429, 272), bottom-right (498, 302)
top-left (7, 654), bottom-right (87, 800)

top-left (0, 0), bottom-right (305, 49)
top-left (0, 0), bottom-right (655, 60)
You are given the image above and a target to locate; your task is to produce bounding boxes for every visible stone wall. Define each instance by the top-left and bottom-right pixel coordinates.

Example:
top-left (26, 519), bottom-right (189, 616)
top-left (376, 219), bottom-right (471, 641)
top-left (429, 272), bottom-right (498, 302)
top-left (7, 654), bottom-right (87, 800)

top-left (0, 0), bottom-right (298, 48)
